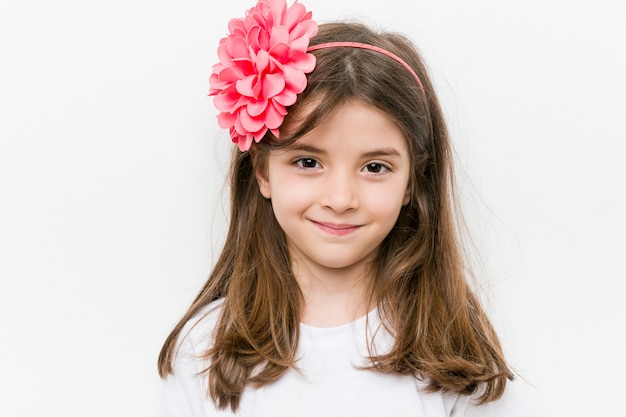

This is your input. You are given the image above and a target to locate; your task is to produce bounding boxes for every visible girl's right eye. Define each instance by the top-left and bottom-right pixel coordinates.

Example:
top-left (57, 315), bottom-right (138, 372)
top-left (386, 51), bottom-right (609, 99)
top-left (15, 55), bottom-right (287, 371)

top-left (294, 157), bottom-right (320, 169)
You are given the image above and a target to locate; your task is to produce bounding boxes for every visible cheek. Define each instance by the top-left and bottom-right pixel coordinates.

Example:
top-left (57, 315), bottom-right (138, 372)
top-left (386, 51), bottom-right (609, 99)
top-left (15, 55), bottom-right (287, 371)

top-left (368, 198), bottom-right (405, 225)
top-left (366, 183), bottom-right (410, 214)
top-left (269, 178), bottom-right (313, 216)
top-left (368, 183), bottom-right (404, 199)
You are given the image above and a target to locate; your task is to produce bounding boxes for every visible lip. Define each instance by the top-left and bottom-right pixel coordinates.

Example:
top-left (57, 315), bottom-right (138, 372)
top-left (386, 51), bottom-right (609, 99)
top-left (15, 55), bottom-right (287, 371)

top-left (311, 220), bottom-right (362, 236)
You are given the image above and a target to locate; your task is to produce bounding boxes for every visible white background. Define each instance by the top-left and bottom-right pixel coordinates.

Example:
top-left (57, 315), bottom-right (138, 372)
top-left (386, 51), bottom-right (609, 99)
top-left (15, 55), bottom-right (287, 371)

top-left (1, 0), bottom-right (624, 416)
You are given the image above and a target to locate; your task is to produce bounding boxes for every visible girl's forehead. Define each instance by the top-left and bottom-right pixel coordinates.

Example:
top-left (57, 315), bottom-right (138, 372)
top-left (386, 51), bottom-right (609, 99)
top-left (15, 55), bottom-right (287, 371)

top-left (283, 97), bottom-right (398, 136)
top-left (277, 101), bottom-right (408, 155)
top-left (279, 94), bottom-right (327, 135)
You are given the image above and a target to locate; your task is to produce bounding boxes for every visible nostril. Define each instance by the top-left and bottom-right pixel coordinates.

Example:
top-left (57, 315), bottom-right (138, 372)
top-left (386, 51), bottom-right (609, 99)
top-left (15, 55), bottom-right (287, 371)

top-left (322, 176), bottom-right (358, 212)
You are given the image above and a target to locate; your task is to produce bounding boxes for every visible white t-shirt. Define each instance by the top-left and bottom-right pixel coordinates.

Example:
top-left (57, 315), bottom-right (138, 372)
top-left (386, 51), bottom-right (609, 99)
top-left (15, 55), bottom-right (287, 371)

top-left (164, 299), bottom-right (526, 416)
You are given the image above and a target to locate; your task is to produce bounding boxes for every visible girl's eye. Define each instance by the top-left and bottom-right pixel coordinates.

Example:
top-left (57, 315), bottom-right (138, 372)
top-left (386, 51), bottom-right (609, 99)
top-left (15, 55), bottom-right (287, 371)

top-left (364, 163), bottom-right (389, 173)
top-left (295, 158), bottom-right (320, 169)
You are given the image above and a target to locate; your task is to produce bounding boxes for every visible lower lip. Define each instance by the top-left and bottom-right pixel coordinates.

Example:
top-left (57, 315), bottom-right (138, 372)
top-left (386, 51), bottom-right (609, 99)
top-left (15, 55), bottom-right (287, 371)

top-left (312, 221), bottom-right (361, 236)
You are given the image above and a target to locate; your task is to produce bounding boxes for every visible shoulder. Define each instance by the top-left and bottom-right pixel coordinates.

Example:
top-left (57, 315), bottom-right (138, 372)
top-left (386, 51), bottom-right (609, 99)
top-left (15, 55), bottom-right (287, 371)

top-left (415, 375), bottom-right (530, 417)
top-left (173, 298), bottom-right (225, 363)
top-left (455, 378), bottom-right (531, 417)
top-left (163, 299), bottom-right (225, 416)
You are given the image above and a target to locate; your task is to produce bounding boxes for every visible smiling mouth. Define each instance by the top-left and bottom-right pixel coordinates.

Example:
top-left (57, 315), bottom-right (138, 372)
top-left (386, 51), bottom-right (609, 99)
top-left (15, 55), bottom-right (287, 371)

top-left (311, 221), bottom-right (362, 236)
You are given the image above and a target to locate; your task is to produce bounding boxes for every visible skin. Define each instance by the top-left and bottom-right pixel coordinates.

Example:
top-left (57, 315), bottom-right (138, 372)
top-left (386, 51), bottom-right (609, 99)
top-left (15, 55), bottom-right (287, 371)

top-left (256, 100), bottom-right (411, 327)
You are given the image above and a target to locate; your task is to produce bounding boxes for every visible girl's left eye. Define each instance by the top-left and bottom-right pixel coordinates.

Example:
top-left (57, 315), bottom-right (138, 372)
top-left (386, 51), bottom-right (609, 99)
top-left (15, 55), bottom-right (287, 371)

top-left (364, 163), bottom-right (389, 173)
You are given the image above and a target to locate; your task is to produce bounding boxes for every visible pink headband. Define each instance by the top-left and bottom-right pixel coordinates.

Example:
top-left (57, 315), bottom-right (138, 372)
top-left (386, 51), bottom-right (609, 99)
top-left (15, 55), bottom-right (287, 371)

top-left (307, 41), bottom-right (425, 93)
top-left (209, 0), bottom-right (425, 151)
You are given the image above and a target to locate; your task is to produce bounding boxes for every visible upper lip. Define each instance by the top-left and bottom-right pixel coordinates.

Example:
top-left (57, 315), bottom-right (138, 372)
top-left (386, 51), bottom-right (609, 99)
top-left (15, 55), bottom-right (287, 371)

top-left (311, 221), bottom-right (362, 230)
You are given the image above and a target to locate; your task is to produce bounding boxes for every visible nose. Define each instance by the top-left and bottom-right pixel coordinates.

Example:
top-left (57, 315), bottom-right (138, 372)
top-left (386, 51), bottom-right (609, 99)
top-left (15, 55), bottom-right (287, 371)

top-left (320, 168), bottom-right (359, 213)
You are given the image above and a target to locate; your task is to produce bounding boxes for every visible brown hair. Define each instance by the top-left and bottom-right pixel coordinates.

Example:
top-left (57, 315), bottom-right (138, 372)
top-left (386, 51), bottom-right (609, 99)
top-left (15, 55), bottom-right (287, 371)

top-left (158, 22), bottom-right (513, 411)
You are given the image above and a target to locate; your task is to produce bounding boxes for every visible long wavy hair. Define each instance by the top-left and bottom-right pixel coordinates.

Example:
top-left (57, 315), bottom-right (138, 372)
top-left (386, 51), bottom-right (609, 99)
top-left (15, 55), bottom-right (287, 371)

top-left (158, 22), bottom-right (513, 411)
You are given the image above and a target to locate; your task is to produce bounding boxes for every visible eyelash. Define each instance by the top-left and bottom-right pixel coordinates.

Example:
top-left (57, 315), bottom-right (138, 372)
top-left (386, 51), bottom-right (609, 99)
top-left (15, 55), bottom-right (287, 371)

top-left (292, 158), bottom-right (392, 174)
top-left (363, 162), bottom-right (391, 174)
top-left (293, 157), bottom-right (320, 169)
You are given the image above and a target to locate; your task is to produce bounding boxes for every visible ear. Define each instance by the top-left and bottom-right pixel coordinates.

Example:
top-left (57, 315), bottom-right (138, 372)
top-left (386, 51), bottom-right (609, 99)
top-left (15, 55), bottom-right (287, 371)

top-left (252, 150), bottom-right (271, 199)
top-left (402, 185), bottom-right (411, 206)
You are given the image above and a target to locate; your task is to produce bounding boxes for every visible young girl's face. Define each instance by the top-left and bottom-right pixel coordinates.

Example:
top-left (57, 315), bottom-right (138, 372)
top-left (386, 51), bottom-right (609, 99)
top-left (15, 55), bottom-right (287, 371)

top-left (256, 100), bottom-right (411, 276)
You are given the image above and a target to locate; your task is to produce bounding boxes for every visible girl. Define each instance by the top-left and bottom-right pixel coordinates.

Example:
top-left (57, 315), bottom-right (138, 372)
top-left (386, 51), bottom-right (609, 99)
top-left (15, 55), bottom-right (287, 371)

top-left (159, 0), bottom-right (520, 415)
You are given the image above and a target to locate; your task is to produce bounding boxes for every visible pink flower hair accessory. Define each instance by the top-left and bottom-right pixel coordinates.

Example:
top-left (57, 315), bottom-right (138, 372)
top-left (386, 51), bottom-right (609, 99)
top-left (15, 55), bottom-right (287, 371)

top-left (209, 0), bottom-right (318, 151)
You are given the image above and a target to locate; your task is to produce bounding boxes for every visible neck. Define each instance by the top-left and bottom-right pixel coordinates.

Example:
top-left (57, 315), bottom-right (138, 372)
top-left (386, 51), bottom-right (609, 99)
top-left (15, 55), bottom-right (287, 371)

top-left (293, 261), bottom-right (375, 328)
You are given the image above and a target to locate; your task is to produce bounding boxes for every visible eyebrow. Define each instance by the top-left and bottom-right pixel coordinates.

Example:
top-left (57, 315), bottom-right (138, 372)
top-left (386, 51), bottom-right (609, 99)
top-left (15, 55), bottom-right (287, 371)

top-left (288, 144), bottom-right (402, 158)
top-left (289, 144), bottom-right (328, 155)
top-left (361, 148), bottom-right (403, 158)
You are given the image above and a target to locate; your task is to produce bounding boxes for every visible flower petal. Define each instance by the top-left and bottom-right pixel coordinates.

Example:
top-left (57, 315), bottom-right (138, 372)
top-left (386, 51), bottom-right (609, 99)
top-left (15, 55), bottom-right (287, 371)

top-left (263, 101), bottom-right (287, 129)
top-left (282, 64), bottom-right (307, 92)
top-left (209, 0), bottom-right (318, 151)
top-left (247, 99), bottom-right (268, 117)
top-left (217, 111), bottom-right (236, 129)
top-left (239, 109), bottom-right (266, 133)
top-left (229, 36), bottom-right (251, 60)
top-left (262, 72), bottom-right (286, 99)
top-left (255, 49), bottom-right (270, 74)
top-left (270, 25), bottom-right (289, 49)
top-left (273, 88), bottom-right (296, 107)
top-left (236, 75), bottom-right (258, 98)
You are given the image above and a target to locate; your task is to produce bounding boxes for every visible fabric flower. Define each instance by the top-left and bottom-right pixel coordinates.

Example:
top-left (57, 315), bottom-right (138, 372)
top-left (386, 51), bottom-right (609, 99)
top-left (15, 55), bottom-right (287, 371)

top-left (209, 0), bottom-right (318, 151)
